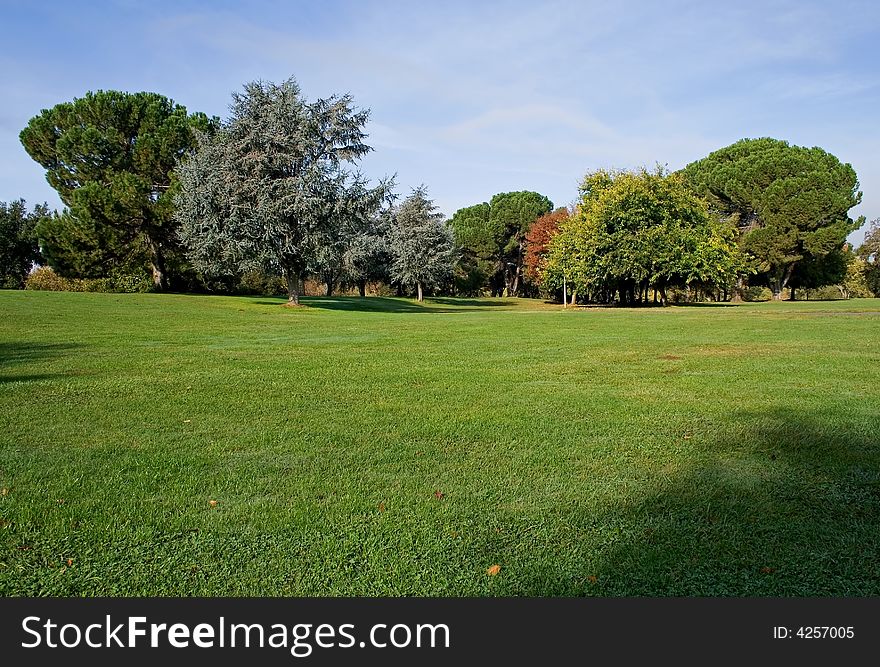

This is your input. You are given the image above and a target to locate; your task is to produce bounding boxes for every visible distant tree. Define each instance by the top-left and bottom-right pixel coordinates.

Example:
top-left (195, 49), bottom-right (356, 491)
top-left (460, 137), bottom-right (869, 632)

top-left (449, 191), bottom-right (552, 296)
top-left (20, 90), bottom-right (215, 289)
top-left (788, 247), bottom-right (849, 300)
top-left (0, 200), bottom-right (48, 288)
top-left (174, 78), bottom-right (389, 304)
top-left (683, 138), bottom-right (863, 299)
top-left (858, 218), bottom-right (880, 296)
top-left (313, 205), bottom-right (394, 297)
top-left (545, 168), bottom-right (743, 305)
top-left (389, 186), bottom-right (456, 302)
top-left (341, 209), bottom-right (395, 297)
top-left (524, 207), bottom-right (570, 285)
top-left (840, 252), bottom-right (872, 299)
top-left (448, 203), bottom-right (495, 295)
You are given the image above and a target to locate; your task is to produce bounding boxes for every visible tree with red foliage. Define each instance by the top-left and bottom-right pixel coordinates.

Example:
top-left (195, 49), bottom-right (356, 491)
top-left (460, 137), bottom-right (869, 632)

top-left (524, 207), bottom-right (570, 283)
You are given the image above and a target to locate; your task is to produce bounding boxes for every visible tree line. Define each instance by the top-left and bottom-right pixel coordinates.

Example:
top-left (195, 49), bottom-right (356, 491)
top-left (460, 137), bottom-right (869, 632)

top-left (2, 76), bottom-right (877, 303)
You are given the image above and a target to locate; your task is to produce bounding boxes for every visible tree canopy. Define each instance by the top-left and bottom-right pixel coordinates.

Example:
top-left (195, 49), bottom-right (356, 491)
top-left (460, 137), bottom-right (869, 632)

top-left (545, 168), bottom-right (744, 304)
top-left (174, 77), bottom-right (389, 304)
top-left (524, 207), bottom-right (570, 285)
top-left (858, 218), bottom-right (880, 296)
top-left (449, 191), bottom-right (552, 296)
top-left (0, 200), bottom-right (48, 288)
top-left (20, 90), bottom-right (215, 289)
top-left (683, 138), bottom-right (863, 299)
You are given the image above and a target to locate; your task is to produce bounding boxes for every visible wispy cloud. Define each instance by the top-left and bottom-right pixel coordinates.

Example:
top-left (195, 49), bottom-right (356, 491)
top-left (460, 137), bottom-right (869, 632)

top-left (1, 0), bottom-right (878, 241)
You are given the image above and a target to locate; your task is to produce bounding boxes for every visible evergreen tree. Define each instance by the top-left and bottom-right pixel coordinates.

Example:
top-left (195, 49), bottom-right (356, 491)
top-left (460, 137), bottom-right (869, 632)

top-left (0, 200), bottom-right (48, 288)
top-left (174, 77), bottom-right (389, 304)
top-left (683, 138), bottom-right (862, 299)
top-left (20, 91), bottom-right (215, 288)
top-left (389, 186), bottom-right (456, 302)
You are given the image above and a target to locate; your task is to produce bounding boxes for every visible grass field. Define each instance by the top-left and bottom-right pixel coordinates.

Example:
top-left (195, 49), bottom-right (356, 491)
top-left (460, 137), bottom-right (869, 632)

top-left (1, 291), bottom-right (879, 596)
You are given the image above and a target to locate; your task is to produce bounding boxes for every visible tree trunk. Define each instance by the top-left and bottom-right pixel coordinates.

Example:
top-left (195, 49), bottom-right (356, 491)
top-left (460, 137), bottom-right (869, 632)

top-left (358, 280), bottom-right (366, 298)
top-left (325, 279), bottom-right (334, 297)
top-left (772, 264), bottom-right (796, 300)
top-left (417, 281), bottom-right (423, 302)
top-left (731, 277), bottom-right (744, 302)
top-left (511, 268), bottom-right (520, 297)
top-left (147, 239), bottom-right (168, 291)
top-left (504, 266), bottom-right (516, 297)
top-left (285, 270), bottom-right (300, 305)
top-left (657, 279), bottom-right (668, 306)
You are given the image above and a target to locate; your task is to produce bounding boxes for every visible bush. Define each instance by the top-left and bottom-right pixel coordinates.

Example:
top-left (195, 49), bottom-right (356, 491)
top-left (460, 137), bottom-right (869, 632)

top-left (25, 267), bottom-right (86, 291)
top-left (802, 285), bottom-right (846, 301)
top-left (25, 267), bottom-right (153, 293)
top-left (742, 286), bottom-right (772, 302)
top-left (111, 273), bottom-right (154, 293)
top-left (236, 271), bottom-right (285, 296)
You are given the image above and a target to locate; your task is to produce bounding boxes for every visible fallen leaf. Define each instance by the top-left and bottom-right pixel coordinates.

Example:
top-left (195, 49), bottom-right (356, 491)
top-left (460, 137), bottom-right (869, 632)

top-left (760, 566), bottom-right (775, 574)
top-left (208, 500), bottom-right (218, 508)
top-left (433, 490), bottom-right (445, 500)
top-left (377, 502), bottom-right (385, 513)
top-left (1, 488), bottom-right (8, 496)
top-left (56, 499), bottom-right (65, 504)
top-left (587, 575), bottom-right (598, 584)
top-left (487, 564), bottom-right (501, 576)
top-left (67, 558), bottom-right (73, 566)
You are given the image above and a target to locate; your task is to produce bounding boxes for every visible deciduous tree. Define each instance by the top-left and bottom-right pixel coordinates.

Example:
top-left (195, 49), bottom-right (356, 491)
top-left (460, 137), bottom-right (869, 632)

top-left (524, 207), bottom-right (570, 284)
top-left (858, 218), bottom-right (880, 296)
top-left (545, 168), bottom-right (743, 305)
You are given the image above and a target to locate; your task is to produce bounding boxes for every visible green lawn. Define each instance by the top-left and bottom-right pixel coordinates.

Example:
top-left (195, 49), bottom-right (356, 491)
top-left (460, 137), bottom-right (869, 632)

top-left (1, 291), bottom-right (879, 596)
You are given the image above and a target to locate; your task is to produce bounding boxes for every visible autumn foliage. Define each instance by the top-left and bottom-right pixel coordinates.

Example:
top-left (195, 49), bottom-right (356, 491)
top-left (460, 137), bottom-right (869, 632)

top-left (524, 207), bottom-right (570, 282)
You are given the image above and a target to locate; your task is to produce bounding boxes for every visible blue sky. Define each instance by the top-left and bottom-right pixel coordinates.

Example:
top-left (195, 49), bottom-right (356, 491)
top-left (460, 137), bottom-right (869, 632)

top-left (1, 0), bottom-right (878, 243)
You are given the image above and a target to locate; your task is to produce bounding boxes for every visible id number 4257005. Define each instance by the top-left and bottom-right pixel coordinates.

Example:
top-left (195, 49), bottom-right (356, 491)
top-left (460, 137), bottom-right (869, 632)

top-left (772, 626), bottom-right (854, 639)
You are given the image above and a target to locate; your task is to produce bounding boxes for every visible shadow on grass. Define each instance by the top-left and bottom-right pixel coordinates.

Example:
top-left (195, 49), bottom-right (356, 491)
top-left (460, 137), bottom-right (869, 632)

top-left (493, 407), bottom-right (880, 596)
top-left (0, 342), bottom-right (80, 367)
top-left (249, 296), bottom-right (506, 313)
top-left (666, 302), bottom-right (739, 308)
top-left (0, 341), bottom-right (81, 383)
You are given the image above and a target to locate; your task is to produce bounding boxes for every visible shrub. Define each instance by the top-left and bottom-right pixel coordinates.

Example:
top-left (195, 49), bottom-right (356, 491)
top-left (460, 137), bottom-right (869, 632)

top-left (742, 286), bottom-right (772, 302)
top-left (111, 273), bottom-right (154, 293)
top-left (25, 267), bottom-right (87, 291)
top-left (236, 271), bottom-right (285, 296)
top-left (802, 285), bottom-right (847, 301)
top-left (25, 267), bottom-right (153, 293)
